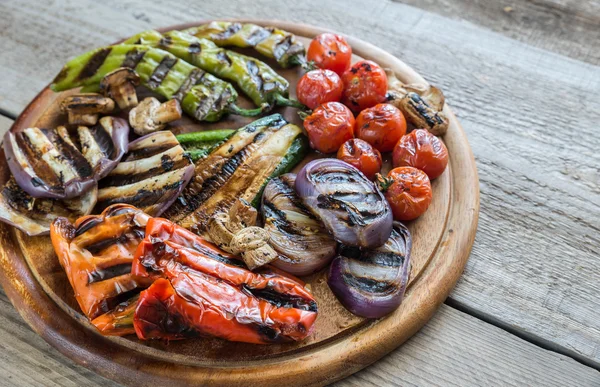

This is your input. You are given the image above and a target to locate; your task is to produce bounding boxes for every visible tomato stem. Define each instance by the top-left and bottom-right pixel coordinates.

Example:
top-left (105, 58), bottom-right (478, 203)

top-left (375, 173), bottom-right (394, 192)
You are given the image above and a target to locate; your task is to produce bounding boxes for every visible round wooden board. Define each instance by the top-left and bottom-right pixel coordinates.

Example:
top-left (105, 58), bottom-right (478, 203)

top-left (0, 20), bottom-right (479, 386)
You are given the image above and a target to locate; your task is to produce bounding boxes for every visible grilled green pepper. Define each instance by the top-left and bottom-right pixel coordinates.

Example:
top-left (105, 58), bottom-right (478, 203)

top-left (124, 30), bottom-right (304, 110)
top-left (176, 129), bottom-right (236, 161)
top-left (183, 22), bottom-right (306, 68)
top-left (51, 45), bottom-right (262, 122)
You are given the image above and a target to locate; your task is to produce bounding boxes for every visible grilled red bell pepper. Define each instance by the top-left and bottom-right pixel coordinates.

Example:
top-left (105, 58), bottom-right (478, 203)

top-left (132, 218), bottom-right (318, 344)
top-left (50, 204), bottom-right (151, 324)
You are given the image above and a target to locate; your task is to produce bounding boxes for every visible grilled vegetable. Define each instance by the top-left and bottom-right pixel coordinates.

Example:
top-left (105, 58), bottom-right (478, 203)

top-left (129, 97), bottom-right (182, 135)
top-left (91, 294), bottom-right (139, 336)
top-left (125, 30), bottom-right (304, 110)
top-left (50, 204), bottom-right (150, 322)
top-left (183, 22), bottom-right (305, 68)
top-left (328, 222), bottom-right (412, 318)
top-left (262, 174), bottom-right (337, 276)
top-left (176, 129), bottom-right (235, 162)
top-left (295, 159), bottom-right (393, 248)
top-left (51, 45), bottom-right (263, 122)
top-left (0, 177), bottom-right (96, 236)
top-left (60, 93), bottom-right (115, 126)
top-left (132, 217), bottom-right (318, 343)
top-left (100, 67), bottom-right (140, 110)
top-left (96, 131), bottom-right (194, 217)
top-left (163, 114), bottom-right (309, 234)
top-left (4, 117), bottom-right (129, 199)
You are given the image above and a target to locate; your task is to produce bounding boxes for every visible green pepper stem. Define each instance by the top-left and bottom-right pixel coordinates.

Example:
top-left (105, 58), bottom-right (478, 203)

top-left (227, 104), bottom-right (265, 117)
top-left (274, 94), bottom-right (307, 110)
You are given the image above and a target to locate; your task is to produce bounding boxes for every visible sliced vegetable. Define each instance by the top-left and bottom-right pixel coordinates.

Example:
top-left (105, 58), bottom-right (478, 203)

top-left (183, 21), bottom-right (306, 68)
top-left (4, 117), bottom-right (129, 199)
top-left (262, 174), bottom-right (337, 276)
top-left (0, 177), bottom-right (96, 236)
top-left (50, 204), bottom-right (150, 321)
top-left (302, 102), bottom-right (354, 154)
top-left (307, 33), bottom-right (352, 76)
top-left (163, 114), bottom-right (308, 234)
top-left (295, 159), bottom-right (393, 248)
top-left (132, 217), bottom-right (318, 343)
top-left (51, 45), bottom-right (262, 122)
top-left (96, 131), bottom-right (194, 217)
top-left (125, 30), bottom-right (304, 110)
top-left (328, 221), bottom-right (412, 318)
top-left (392, 129), bottom-right (449, 180)
top-left (342, 60), bottom-right (388, 113)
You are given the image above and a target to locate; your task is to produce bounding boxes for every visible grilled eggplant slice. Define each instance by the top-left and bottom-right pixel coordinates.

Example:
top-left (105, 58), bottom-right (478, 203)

top-left (132, 217), bottom-right (318, 343)
top-left (4, 117), bottom-right (129, 199)
top-left (262, 174), bottom-right (338, 276)
top-left (50, 204), bottom-right (150, 323)
top-left (164, 114), bottom-right (308, 234)
top-left (96, 131), bottom-right (194, 216)
top-left (0, 177), bottom-right (96, 236)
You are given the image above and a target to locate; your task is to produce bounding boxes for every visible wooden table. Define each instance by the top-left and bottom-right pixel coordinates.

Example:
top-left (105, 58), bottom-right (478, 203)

top-left (0, 0), bottom-right (598, 385)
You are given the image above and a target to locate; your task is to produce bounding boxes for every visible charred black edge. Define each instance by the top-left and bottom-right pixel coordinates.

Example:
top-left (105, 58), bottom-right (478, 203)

top-left (99, 154), bottom-right (189, 188)
top-left (15, 131), bottom-right (62, 187)
top-left (95, 287), bottom-right (142, 319)
top-left (87, 263), bottom-right (133, 284)
top-left (77, 47), bottom-right (112, 81)
top-left (96, 181), bottom-right (185, 213)
top-left (89, 122), bottom-right (117, 159)
top-left (242, 285), bottom-right (318, 313)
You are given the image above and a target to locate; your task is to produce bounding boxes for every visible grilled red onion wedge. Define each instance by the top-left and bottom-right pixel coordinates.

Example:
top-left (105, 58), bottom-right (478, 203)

top-left (95, 131), bottom-right (194, 216)
top-left (295, 159), bottom-right (393, 248)
top-left (328, 221), bottom-right (412, 318)
top-left (4, 118), bottom-right (129, 199)
top-left (0, 177), bottom-right (96, 236)
top-left (50, 204), bottom-right (150, 322)
top-left (262, 173), bottom-right (337, 276)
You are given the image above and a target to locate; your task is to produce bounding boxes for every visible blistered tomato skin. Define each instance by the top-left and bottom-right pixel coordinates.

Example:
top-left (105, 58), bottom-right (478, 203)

top-left (307, 33), bottom-right (353, 76)
top-left (393, 129), bottom-right (449, 180)
top-left (355, 103), bottom-right (407, 153)
top-left (296, 70), bottom-right (344, 109)
top-left (341, 60), bottom-right (388, 113)
top-left (337, 138), bottom-right (383, 180)
top-left (381, 167), bottom-right (432, 221)
top-left (303, 102), bottom-right (355, 154)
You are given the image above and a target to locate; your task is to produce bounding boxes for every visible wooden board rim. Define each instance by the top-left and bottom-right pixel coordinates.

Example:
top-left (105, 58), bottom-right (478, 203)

top-left (0, 19), bottom-right (479, 386)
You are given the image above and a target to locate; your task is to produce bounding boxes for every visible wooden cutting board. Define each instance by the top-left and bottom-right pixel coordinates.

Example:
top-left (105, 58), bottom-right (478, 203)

top-left (0, 20), bottom-right (479, 386)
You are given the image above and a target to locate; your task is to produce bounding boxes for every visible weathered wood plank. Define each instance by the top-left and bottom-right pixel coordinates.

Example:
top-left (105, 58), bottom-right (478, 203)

top-left (0, 0), bottom-right (600, 376)
top-left (395, 0), bottom-right (600, 66)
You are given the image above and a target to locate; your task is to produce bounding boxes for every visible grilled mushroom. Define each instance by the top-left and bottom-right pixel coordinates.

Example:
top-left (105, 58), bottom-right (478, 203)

top-left (100, 67), bottom-right (140, 110)
top-left (129, 97), bottom-right (182, 136)
top-left (60, 93), bottom-right (115, 126)
top-left (385, 69), bottom-right (449, 136)
top-left (229, 226), bottom-right (279, 270)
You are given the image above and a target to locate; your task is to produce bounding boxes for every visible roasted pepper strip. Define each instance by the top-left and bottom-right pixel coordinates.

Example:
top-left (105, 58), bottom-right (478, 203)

top-left (91, 294), bottom-right (139, 336)
top-left (132, 218), bottom-right (318, 343)
top-left (50, 204), bottom-right (151, 322)
top-left (124, 30), bottom-right (304, 110)
top-left (183, 21), bottom-right (306, 68)
top-left (51, 45), bottom-right (262, 122)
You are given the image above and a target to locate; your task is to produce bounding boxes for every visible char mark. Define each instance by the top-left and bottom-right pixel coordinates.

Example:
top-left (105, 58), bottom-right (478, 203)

top-left (96, 181), bottom-right (184, 212)
top-left (342, 273), bottom-right (396, 294)
top-left (99, 157), bottom-right (188, 188)
top-left (87, 263), bottom-right (133, 284)
top-left (121, 48), bottom-right (147, 69)
top-left (77, 48), bottom-right (112, 81)
top-left (172, 69), bottom-right (205, 101)
top-left (215, 23), bottom-right (241, 40)
top-left (246, 60), bottom-right (263, 92)
top-left (89, 122), bottom-right (116, 158)
top-left (40, 128), bottom-right (94, 178)
top-left (246, 27), bottom-right (271, 45)
top-left (146, 56), bottom-right (178, 90)
top-left (123, 143), bottom-right (175, 162)
top-left (242, 285), bottom-right (318, 312)
top-left (83, 229), bottom-right (144, 255)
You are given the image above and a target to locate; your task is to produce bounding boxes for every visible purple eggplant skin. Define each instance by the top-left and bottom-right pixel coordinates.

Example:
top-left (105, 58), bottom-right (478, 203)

top-left (295, 158), bottom-right (393, 248)
top-left (327, 221), bottom-right (412, 318)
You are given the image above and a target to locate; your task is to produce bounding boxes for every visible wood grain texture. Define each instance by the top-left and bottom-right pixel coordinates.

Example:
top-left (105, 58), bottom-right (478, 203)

top-left (396, 0), bottom-right (600, 66)
top-left (0, 0), bottom-right (599, 369)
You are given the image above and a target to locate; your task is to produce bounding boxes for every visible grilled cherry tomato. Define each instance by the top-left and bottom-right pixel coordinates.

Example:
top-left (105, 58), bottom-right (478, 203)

top-left (341, 60), bottom-right (388, 113)
top-left (378, 167), bottom-right (432, 221)
top-left (393, 129), bottom-right (449, 179)
top-left (303, 102), bottom-right (355, 154)
top-left (337, 138), bottom-right (382, 180)
top-left (355, 103), bottom-right (407, 152)
top-left (296, 69), bottom-right (343, 110)
top-left (307, 33), bottom-right (352, 75)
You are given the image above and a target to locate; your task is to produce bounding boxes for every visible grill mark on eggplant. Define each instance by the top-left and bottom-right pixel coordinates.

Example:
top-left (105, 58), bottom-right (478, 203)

top-left (15, 132), bottom-right (61, 187)
top-left (99, 157), bottom-right (189, 188)
top-left (96, 181), bottom-right (184, 211)
top-left (172, 68), bottom-right (205, 101)
top-left (342, 273), bottom-right (396, 294)
top-left (120, 48), bottom-right (148, 70)
top-left (146, 56), bottom-right (178, 89)
top-left (242, 285), bottom-right (318, 312)
top-left (88, 123), bottom-right (115, 159)
top-left (246, 60), bottom-right (263, 92)
top-left (77, 48), bottom-right (111, 81)
top-left (123, 143), bottom-right (175, 162)
top-left (87, 263), bottom-right (133, 284)
top-left (40, 128), bottom-right (93, 179)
